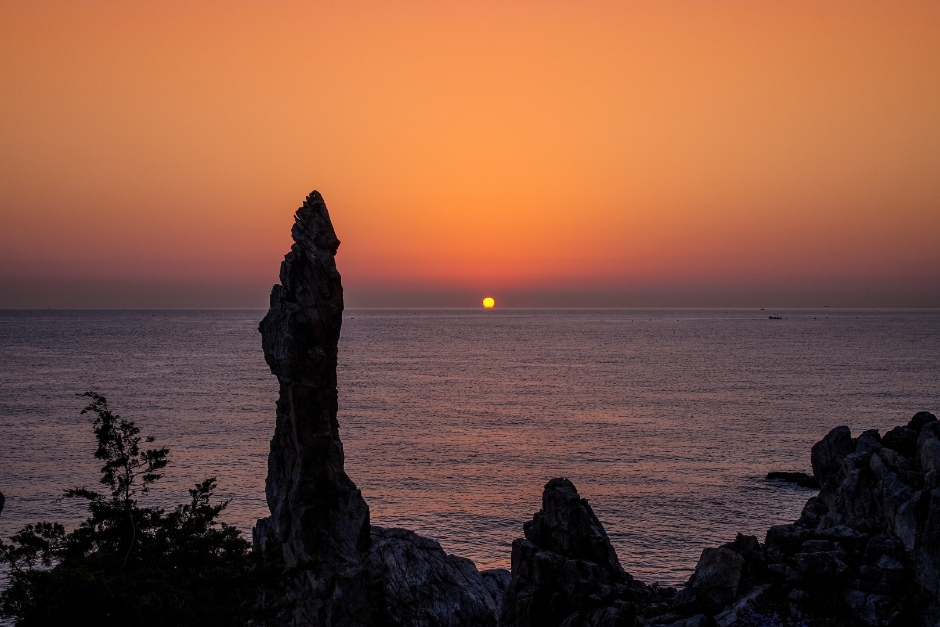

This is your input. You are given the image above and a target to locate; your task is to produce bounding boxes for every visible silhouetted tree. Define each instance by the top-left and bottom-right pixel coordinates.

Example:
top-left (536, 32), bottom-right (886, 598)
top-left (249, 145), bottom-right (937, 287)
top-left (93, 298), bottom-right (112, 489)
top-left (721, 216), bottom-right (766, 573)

top-left (0, 392), bottom-right (290, 627)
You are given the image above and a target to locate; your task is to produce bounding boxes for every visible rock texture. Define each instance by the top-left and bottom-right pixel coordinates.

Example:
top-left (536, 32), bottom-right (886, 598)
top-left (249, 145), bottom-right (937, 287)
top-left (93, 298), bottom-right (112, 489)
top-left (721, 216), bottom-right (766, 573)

top-left (369, 527), bottom-right (507, 627)
top-left (672, 411), bottom-right (940, 627)
top-left (255, 191), bottom-right (505, 627)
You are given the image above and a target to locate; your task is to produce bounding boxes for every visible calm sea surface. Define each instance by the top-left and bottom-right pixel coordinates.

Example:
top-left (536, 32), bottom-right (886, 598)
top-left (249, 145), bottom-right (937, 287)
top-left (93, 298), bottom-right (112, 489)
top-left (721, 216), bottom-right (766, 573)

top-left (1, 309), bottom-right (938, 584)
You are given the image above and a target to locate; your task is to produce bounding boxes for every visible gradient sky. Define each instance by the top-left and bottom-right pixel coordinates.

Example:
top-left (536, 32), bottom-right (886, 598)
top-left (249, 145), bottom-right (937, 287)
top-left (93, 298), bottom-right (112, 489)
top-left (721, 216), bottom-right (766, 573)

top-left (1, 1), bottom-right (938, 307)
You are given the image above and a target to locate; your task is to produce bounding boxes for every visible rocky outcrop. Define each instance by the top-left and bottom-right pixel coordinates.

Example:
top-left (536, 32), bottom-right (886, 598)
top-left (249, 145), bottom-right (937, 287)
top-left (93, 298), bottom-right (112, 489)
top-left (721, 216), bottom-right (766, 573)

top-left (255, 191), bottom-right (504, 627)
top-left (672, 411), bottom-right (940, 627)
top-left (255, 190), bottom-right (940, 627)
top-left (500, 478), bottom-right (675, 627)
top-left (369, 527), bottom-right (508, 626)
top-left (255, 190), bottom-right (376, 625)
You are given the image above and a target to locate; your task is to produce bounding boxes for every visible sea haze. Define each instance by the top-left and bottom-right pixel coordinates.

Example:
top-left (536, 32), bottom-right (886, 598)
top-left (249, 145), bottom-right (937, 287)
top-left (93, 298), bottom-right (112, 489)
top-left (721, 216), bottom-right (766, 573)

top-left (1, 309), bottom-right (938, 584)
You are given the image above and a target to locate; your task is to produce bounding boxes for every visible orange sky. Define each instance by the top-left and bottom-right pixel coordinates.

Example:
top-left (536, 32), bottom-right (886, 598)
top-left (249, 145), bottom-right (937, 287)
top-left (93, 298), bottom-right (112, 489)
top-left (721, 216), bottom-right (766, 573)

top-left (1, 1), bottom-right (938, 307)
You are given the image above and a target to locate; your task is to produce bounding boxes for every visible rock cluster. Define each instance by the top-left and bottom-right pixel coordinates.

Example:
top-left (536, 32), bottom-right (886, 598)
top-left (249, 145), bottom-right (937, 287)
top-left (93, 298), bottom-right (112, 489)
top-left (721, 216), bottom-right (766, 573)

top-left (255, 192), bottom-right (506, 627)
top-left (256, 190), bottom-right (940, 627)
top-left (671, 411), bottom-right (940, 627)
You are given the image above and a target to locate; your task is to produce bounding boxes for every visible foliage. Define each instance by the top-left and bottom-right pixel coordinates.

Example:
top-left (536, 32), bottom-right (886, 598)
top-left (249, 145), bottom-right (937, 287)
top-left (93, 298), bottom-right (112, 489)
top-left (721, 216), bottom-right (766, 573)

top-left (0, 392), bottom-right (290, 627)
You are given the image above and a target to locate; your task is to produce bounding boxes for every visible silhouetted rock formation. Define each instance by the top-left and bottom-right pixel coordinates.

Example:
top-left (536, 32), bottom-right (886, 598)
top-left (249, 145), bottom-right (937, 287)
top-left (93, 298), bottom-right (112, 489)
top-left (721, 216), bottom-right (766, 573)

top-left (674, 411), bottom-right (940, 627)
top-left (256, 190), bottom-right (940, 627)
top-left (254, 191), bottom-right (376, 626)
top-left (255, 191), bottom-right (504, 627)
top-left (500, 478), bottom-right (675, 627)
top-left (369, 527), bottom-right (507, 626)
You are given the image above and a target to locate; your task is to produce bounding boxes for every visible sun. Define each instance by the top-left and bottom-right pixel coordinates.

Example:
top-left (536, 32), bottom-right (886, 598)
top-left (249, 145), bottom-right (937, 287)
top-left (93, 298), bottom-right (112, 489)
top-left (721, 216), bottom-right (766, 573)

top-left (482, 297), bottom-right (495, 308)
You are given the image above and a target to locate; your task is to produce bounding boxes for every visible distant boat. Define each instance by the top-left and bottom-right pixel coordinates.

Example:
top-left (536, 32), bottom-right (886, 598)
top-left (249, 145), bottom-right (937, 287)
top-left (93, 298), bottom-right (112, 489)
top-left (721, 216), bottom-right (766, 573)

top-left (768, 315), bottom-right (782, 320)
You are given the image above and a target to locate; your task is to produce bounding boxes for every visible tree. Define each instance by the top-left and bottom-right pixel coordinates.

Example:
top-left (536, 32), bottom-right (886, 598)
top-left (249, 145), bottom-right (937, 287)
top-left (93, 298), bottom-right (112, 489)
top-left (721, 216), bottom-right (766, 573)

top-left (0, 393), bottom-right (289, 627)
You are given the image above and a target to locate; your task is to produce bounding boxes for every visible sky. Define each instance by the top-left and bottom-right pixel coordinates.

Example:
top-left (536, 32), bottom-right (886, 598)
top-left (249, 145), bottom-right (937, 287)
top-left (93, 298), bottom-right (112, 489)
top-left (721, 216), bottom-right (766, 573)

top-left (1, 1), bottom-right (938, 308)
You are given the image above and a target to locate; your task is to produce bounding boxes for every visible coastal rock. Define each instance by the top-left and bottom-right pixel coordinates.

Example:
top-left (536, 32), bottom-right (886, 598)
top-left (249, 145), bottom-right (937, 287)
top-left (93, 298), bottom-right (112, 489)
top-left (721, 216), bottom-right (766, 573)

top-left (255, 191), bottom-right (376, 626)
top-left (910, 412), bottom-right (939, 434)
top-left (882, 426), bottom-right (919, 459)
top-left (501, 478), bottom-right (668, 627)
top-left (685, 547), bottom-right (744, 612)
top-left (523, 478), bottom-right (626, 577)
top-left (856, 429), bottom-right (884, 456)
top-left (368, 527), bottom-right (507, 627)
top-left (918, 421), bottom-right (940, 474)
top-left (684, 411), bottom-right (940, 626)
top-left (255, 192), bottom-right (502, 627)
top-left (254, 192), bottom-right (940, 626)
top-left (811, 425), bottom-right (854, 490)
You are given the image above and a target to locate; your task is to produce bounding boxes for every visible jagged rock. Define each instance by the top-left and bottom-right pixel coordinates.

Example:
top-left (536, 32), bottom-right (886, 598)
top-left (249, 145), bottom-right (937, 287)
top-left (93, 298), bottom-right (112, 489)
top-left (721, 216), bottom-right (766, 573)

top-left (710, 412), bottom-right (940, 626)
top-left (255, 191), bottom-right (376, 626)
top-left (794, 547), bottom-right (851, 581)
top-left (764, 524), bottom-right (809, 561)
top-left (684, 548), bottom-right (744, 613)
top-left (882, 426), bottom-right (919, 459)
top-left (255, 192), bottom-right (502, 627)
top-left (523, 478), bottom-right (625, 577)
top-left (723, 534), bottom-right (762, 572)
top-left (713, 584), bottom-right (769, 627)
top-left (368, 527), bottom-right (506, 627)
top-left (788, 588), bottom-right (809, 605)
top-left (864, 533), bottom-right (906, 565)
top-left (501, 478), bottom-right (660, 627)
top-left (811, 425), bottom-right (854, 490)
top-left (910, 412), bottom-right (939, 433)
top-left (856, 429), bottom-right (884, 456)
top-left (918, 420), bottom-right (940, 474)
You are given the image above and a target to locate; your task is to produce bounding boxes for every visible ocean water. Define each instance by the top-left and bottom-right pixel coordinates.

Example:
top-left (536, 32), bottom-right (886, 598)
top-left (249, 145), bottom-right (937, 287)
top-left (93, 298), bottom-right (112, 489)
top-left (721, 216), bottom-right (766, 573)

top-left (1, 309), bottom-right (938, 584)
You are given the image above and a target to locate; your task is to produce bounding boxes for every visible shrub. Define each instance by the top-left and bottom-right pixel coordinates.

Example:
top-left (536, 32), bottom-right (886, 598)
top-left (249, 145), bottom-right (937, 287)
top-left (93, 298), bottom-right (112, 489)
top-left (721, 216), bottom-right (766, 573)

top-left (0, 392), bottom-right (288, 627)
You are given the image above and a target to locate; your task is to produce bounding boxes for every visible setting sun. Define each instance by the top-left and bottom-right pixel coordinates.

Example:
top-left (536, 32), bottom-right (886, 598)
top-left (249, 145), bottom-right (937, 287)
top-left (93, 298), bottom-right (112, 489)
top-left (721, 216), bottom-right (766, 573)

top-left (482, 297), bottom-right (495, 309)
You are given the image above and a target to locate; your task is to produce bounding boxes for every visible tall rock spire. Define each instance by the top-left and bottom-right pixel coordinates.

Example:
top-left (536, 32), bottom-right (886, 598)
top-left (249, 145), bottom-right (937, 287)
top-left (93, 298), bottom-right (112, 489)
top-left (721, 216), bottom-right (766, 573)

top-left (255, 190), bottom-right (508, 627)
top-left (256, 191), bottom-right (375, 626)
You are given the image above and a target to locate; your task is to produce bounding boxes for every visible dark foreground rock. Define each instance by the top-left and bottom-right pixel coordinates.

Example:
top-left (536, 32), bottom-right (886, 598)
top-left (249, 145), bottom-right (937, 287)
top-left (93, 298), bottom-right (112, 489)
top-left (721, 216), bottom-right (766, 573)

top-left (254, 190), bottom-right (377, 626)
top-left (255, 190), bottom-right (940, 627)
top-left (500, 478), bottom-right (676, 627)
top-left (255, 191), bottom-right (504, 627)
top-left (672, 411), bottom-right (940, 627)
top-left (369, 527), bottom-right (507, 626)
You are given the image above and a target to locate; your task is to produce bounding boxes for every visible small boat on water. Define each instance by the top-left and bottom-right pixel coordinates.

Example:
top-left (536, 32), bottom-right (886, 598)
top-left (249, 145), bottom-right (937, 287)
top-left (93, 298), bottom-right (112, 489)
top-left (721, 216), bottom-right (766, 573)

top-left (768, 314), bottom-right (782, 320)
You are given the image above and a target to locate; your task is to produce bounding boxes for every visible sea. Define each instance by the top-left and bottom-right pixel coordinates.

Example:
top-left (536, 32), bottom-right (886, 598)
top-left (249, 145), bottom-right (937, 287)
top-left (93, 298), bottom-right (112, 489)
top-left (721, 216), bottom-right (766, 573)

top-left (1, 308), bottom-right (939, 585)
